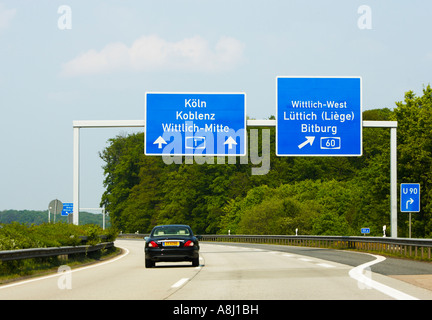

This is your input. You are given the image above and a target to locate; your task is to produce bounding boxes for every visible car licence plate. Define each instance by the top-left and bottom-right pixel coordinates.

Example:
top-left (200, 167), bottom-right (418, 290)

top-left (163, 241), bottom-right (180, 247)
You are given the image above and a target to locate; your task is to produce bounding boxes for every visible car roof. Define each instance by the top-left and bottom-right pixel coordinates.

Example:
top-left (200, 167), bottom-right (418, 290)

top-left (150, 224), bottom-right (194, 236)
top-left (152, 224), bottom-right (191, 228)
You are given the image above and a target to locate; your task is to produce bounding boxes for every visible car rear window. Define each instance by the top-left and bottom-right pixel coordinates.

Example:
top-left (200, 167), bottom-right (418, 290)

top-left (152, 226), bottom-right (191, 237)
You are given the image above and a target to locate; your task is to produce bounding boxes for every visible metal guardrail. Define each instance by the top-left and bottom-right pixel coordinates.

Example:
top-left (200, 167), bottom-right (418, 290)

top-left (117, 233), bottom-right (432, 260)
top-left (0, 242), bottom-right (114, 262)
top-left (199, 235), bottom-right (432, 261)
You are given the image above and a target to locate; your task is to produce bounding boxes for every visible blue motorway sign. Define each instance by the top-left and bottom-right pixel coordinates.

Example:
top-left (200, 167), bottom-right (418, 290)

top-left (61, 202), bottom-right (73, 216)
top-left (276, 77), bottom-right (362, 156)
top-left (145, 93), bottom-right (246, 156)
top-left (401, 183), bottom-right (420, 212)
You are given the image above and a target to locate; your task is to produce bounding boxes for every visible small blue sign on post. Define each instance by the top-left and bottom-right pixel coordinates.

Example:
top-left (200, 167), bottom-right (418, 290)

top-left (61, 203), bottom-right (73, 216)
top-left (401, 183), bottom-right (420, 212)
top-left (145, 92), bottom-right (246, 156)
top-left (276, 77), bottom-right (362, 156)
top-left (361, 227), bottom-right (370, 235)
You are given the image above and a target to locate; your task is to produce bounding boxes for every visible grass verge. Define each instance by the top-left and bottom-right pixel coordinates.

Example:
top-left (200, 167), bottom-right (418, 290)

top-left (0, 246), bottom-right (121, 285)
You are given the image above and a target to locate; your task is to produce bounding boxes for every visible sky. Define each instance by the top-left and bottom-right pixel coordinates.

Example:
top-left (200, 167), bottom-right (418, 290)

top-left (0, 1), bottom-right (431, 211)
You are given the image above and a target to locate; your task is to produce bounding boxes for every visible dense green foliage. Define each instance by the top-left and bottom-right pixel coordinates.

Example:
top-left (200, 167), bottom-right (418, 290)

top-left (0, 222), bottom-right (116, 250)
top-left (100, 86), bottom-right (432, 238)
top-left (0, 222), bottom-right (118, 280)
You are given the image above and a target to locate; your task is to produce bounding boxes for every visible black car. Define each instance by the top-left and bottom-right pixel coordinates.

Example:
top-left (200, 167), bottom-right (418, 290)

top-left (144, 224), bottom-right (200, 268)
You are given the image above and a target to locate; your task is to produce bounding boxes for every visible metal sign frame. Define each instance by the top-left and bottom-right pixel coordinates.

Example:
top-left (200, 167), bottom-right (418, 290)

top-left (72, 120), bottom-right (398, 237)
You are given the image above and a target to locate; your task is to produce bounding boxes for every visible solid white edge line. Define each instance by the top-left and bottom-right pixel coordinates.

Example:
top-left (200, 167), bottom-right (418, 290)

top-left (0, 246), bottom-right (130, 290)
top-left (348, 254), bottom-right (418, 300)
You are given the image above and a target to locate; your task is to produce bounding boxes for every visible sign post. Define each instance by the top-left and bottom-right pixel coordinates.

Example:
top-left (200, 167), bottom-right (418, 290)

top-left (145, 92), bottom-right (246, 156)
top-left (361, 227), bottom-right (370, 236)
top-left (276, 77), bottom-right (362, 156)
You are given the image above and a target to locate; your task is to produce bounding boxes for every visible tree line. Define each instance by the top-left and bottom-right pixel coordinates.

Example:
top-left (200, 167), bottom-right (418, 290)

top-left (0, 210), bottom-right (110, 228)
top-left (100, 86), bottom-right (432, 238)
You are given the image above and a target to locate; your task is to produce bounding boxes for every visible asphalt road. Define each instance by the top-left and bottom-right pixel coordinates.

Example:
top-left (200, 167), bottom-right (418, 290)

top-left (0, 239), bottom-right (431, 300)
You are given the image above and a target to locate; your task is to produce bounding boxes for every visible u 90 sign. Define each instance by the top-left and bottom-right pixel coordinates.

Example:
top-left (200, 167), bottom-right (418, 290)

top-left (276, 77), bottom-right (362, 156)
top-left (145, 92), bottom-right (246, 156)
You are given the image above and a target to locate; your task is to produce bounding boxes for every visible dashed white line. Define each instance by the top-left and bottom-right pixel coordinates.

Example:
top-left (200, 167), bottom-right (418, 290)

top-left (171, 278), bottom-right (189, 288)
top-left (316, 263), bottom-right (335, 268)
top-left (299, 258), bottom-right (313, 262)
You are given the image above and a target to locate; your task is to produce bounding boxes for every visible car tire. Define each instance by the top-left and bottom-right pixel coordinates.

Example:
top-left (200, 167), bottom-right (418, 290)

top-left (145, 259), bottom-right (155, 268)
top-left (192, 256), bottom-right (199, 267)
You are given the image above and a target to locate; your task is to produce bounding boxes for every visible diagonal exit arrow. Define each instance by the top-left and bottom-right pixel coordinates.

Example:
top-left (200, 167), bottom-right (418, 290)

top-left (298, 136), bottom-right (315, 149)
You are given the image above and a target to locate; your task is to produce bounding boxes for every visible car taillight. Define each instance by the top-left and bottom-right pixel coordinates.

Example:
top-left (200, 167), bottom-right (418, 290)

top-left (148, 241), bottom-right (158, 248)
top-left (184, 240), bottom-right (194, 247)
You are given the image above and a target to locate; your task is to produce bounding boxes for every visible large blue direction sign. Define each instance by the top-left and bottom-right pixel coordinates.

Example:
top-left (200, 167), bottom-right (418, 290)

top-left (145, 93), bottom-right (246, 156)
top-left (401, 183), bottom-right (420, 212)
top-left (276, 77), bottom-right (362, 156)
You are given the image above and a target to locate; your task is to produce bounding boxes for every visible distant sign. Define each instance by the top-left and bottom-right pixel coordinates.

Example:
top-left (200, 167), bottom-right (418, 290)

top-left (401, 183), bottom-right (420, 212)
top-left (145, 92), bottom-right (246, 156)
top-left (61, 202), bottom-right (73, 216)
top-left (361, 227), bottom-right (370, 234)
top-left (48, 199), bottom-right (63, 215)
top-left (276, 76), bottom-right (362, 156)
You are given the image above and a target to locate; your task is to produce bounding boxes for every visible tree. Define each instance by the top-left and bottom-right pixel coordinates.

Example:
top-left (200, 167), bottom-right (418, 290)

top-left (393, 85), bottom-right (432, 237)
top-left (98, 89), bottom-right (432, 239)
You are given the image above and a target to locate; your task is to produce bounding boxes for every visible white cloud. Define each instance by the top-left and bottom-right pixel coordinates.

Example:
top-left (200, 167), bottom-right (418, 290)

top-left (61, 35), bottom-right (245, 77)
top-left (0, 3), bottom-right (16, 32)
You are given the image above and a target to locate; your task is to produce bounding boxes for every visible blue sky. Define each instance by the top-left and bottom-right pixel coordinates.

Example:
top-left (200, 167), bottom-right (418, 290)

top-left (0, 1), bottom-right (431, 211)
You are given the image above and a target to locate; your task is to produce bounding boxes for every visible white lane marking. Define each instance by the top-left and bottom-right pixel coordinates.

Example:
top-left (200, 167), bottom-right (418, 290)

top-left (0, 246), bottom-right (130, 290)
top-left (348, 254), bottom-right (418, 300)
top-left (281, 253), bottom-right (335, 268)
top-left (316, 263), bottom-right (335, 268)
top-left (299, 258), bottom-right (313, 262)
top-left (171, 278), bottom-right (189, 288)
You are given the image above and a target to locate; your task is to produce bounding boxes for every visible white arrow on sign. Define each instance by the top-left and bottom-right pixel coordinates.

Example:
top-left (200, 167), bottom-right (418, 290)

top-left (153, 136), bottom-right (167, 149)
top-left (224, 136), bottom-right (237, 149)
top-left (298, 136), bottom-right (315, 149)
top-left (406, 198), bottom-right (414, 210)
